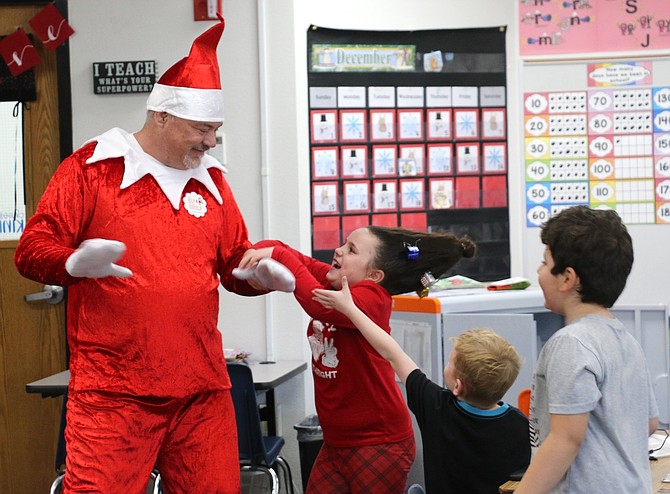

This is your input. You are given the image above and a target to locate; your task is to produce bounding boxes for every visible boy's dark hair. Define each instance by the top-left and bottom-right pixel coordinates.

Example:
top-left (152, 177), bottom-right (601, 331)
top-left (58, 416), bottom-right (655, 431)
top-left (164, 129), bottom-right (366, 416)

top-left (540, 206), bottom-right (633, 308)
top-left (367, 225), bottom-right (476, 296)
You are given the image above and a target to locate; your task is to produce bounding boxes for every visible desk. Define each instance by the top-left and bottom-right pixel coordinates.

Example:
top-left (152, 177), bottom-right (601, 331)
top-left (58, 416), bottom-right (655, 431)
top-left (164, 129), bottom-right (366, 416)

top-left (26, 359), bottom-right (307, 436)
top-left (244, 360), bottom-right (308, 435)
top-left (498, 454), bottom-right (670, 493)
top-left (652, 455), bottom-right (670, 492)
top-left (26, 360), bottom-right (307, 393)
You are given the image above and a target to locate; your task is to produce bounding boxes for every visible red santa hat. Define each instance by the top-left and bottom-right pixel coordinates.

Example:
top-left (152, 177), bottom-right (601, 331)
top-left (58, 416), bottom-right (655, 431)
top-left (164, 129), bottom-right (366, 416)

top-left (146, 14), bottom-right (225, 122)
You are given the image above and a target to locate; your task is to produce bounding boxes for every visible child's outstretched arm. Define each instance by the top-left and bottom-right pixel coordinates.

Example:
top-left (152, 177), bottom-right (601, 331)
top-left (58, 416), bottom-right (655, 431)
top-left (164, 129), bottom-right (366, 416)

top-left (313, 276), bottom-right (419, 383)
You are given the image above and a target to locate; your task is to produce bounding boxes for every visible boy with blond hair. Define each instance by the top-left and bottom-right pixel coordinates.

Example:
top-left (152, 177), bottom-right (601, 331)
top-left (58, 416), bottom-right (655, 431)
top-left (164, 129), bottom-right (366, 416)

top-left (313, 277), bottom-right (530, 494)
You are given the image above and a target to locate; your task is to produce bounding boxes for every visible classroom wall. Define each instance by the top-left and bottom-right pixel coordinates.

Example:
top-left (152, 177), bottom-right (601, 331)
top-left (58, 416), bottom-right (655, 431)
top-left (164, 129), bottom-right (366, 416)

top-left (65, 0), bottom-right (669, 486)
top-left (65, 1), bottom-right (519, 484)
top-left (67, 0), bottom-right (670, 364)
top-left (66, 0), bottom-right (525, 401)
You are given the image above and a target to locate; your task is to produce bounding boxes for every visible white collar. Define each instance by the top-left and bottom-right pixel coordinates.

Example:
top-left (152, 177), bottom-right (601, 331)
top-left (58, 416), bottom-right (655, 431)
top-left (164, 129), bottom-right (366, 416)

top-left (84, 127), bottom-right (227, 210)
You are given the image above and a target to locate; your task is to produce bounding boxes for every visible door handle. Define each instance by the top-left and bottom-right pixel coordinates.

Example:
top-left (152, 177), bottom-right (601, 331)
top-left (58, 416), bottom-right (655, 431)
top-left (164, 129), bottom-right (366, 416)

top-left (24, 285), bottom-right (64, 305)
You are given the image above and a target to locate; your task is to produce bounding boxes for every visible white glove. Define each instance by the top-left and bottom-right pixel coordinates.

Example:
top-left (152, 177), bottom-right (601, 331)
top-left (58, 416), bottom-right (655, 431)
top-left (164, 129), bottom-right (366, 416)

top-left (232, 258), bottom-right (295, 292)
top-left (65, 239), bottom-right (133, 278)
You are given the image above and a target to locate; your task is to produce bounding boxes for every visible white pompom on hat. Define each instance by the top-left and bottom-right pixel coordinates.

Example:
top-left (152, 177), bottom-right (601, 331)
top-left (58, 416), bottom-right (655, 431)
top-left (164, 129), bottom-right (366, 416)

top-left (146, 14), bottom-right (225, 122)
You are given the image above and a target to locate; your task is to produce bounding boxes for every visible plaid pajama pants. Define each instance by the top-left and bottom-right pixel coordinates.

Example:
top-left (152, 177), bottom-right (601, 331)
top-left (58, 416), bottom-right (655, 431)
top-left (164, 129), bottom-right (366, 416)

top-left (306, 436), bottom-right (416, 494)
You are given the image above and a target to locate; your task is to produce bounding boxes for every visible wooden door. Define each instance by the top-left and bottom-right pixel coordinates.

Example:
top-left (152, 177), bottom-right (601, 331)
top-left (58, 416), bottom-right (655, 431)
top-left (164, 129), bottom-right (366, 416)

top-left (0, 4), bottom-right (67, 494)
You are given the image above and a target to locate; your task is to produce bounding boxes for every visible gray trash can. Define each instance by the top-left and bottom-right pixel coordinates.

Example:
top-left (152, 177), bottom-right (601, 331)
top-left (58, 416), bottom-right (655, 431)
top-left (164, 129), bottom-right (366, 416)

top-left (294, 414), bottom-right (323, 493)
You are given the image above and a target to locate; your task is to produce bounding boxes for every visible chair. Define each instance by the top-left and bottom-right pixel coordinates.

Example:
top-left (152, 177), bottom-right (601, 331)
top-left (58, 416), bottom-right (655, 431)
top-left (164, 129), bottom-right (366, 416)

top-left (49, 469), bottom-right (162, 493)
top-left (227, 362), bottom-right (294, 494)
top-left (406, 484), bottom-right (426, 494)
top-left (518, 388), bottom-right (531, 418)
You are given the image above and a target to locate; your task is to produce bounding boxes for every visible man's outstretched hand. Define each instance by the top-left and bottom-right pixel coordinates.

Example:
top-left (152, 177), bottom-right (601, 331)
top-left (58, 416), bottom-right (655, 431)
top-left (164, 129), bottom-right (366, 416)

top-left (65, 238), bottom-right (133, 278)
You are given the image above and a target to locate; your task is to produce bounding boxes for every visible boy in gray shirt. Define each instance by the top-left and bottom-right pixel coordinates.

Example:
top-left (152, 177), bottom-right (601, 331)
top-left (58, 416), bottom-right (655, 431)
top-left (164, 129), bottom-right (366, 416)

top-left (515, 206), bottom-right (659, 494)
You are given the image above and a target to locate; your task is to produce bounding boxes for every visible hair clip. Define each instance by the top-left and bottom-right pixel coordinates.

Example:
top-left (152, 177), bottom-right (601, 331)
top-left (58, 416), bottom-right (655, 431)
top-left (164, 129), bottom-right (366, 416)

top-left (420, 271), bottom-right (436, 287)
top-left (404, 242), bottom-right (419, 260)
top-left (417, 271), bottom-right (438, 298)
top-left (417, 287), bottom-right (430, 298)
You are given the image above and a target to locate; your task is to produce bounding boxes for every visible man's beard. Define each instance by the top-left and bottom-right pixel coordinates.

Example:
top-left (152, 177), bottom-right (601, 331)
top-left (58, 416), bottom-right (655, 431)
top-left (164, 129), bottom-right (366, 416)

top-left (182, 151), bottom-right (204, 169)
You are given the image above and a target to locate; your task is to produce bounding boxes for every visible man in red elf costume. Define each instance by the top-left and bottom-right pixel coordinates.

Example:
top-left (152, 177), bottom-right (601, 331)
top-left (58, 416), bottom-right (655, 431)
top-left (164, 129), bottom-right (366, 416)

top-left (15, 15), bottom-right (292, 493)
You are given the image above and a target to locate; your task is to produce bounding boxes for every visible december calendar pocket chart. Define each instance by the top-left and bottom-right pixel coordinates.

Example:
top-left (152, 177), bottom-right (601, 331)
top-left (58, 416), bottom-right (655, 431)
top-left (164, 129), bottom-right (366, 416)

top-left (307, 25), bottom-right (511, 282)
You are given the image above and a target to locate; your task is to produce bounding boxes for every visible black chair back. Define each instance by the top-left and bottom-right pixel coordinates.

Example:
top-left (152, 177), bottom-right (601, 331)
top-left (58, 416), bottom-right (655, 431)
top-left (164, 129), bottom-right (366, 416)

top-left (228, 362), bottom-right (283, 466)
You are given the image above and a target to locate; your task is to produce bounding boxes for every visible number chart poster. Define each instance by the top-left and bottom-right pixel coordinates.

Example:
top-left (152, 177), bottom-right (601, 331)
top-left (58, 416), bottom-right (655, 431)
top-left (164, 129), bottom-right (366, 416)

top-left (519, 0), bottom-right (670, 57)
top-left (524, 83), bottom-right (670, 227)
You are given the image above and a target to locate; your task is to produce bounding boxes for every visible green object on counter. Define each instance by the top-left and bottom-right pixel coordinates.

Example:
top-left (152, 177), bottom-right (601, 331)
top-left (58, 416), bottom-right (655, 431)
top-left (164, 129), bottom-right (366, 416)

top-left (487, 277), bottom-right (531, 291)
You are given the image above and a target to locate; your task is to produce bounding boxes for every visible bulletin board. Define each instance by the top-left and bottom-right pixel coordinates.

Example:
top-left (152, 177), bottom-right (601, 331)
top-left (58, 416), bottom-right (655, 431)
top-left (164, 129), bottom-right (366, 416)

top-left (519, 0), bottom-right (670, 58)
top-left (522, 59), bottom-right (670, 227)
top-left (307, 26), bottom-right (510, 282)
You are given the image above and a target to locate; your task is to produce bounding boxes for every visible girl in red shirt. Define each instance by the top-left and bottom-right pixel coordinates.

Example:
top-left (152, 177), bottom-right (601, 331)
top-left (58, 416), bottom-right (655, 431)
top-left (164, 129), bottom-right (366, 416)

top-left (240, 226), bottom-right (475, 494)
